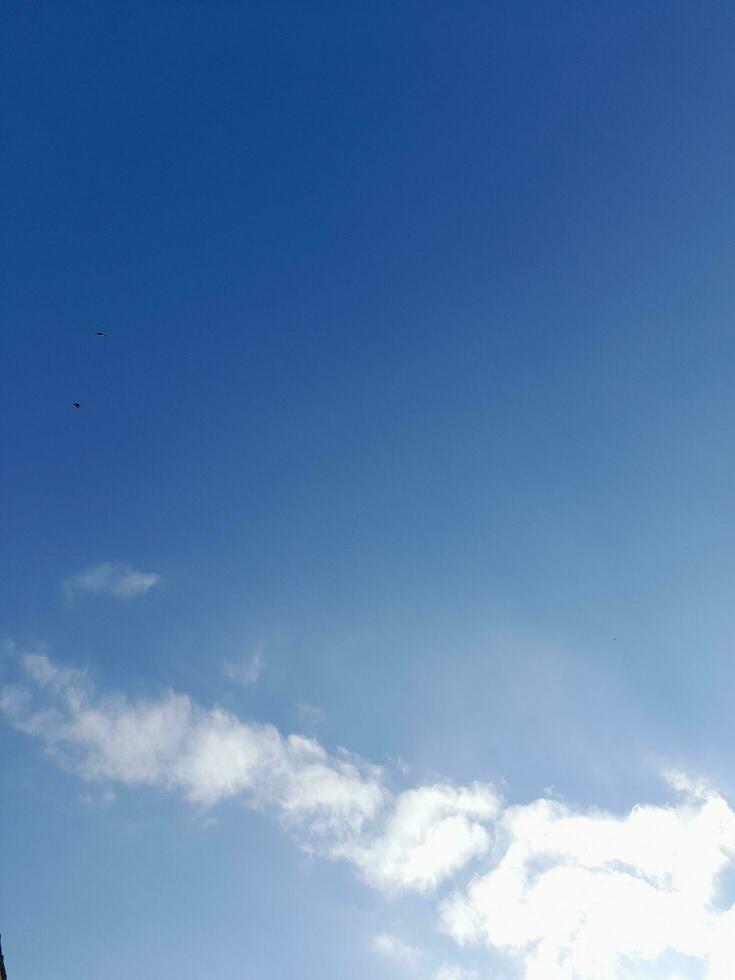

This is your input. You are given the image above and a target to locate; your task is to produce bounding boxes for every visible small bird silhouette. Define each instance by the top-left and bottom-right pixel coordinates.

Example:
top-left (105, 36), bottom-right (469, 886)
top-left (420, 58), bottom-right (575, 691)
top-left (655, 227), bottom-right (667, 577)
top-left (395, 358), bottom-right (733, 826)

top-left (96, 330), bottom-right (106, 336)
top-left (72, 402), bottom-right (81, 409)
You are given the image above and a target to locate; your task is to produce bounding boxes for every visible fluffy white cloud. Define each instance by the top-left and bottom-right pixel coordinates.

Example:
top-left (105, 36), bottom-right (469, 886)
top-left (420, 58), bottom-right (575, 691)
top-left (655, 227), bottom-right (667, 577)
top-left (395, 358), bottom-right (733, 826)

top-left (7, 652), bottom-right (735, 979)
top-left (371, 932), bottom-right (421, 966)
top-left (441, 775), bottom-right (735, 979)
top-left (344, 783), bottom-right (500, 893)
top-left (0, 653), bottom-right (494, 891)
top-left (1, 654), bottom-right (384, 834)
top-left (223, 650), bottom-right (263, 686)
top-left (63, 562), bottom-right (160, 601)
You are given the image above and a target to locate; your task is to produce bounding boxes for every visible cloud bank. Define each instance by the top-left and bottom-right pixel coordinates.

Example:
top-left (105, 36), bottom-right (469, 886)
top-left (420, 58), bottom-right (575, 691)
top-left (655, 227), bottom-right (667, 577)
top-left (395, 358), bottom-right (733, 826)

top-left (63, 562), bottom-right (160, 602)
top-left (441, 772), bottom-right (735, 979)
top-left (4, 653), bottom-right (735, 978)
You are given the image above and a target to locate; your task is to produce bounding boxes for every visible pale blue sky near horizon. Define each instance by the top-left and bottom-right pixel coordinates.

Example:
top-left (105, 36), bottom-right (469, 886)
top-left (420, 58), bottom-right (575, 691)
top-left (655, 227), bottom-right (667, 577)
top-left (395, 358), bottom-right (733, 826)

top-left (4, 3), bottom-right (735, 978)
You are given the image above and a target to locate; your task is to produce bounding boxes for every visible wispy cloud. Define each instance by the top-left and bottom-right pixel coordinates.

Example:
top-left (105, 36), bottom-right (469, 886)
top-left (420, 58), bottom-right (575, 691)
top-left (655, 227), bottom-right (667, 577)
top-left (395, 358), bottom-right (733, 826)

top-left (433, 966), bottom-right (479, 980)
top-left (223, 650), bottom-right (263, 686)
top-left (297, 702), bottom-right (324, 725)
top-left (371, 932), bottom-right (421, 966)
top-left (0, 652), bottom-right (496, 893)
top-left (5, 653), bottom-right (735, 978)
top-left (63, 562), bottom-right (160, 602)
top-left (80, 786), bottom-right (117, 808)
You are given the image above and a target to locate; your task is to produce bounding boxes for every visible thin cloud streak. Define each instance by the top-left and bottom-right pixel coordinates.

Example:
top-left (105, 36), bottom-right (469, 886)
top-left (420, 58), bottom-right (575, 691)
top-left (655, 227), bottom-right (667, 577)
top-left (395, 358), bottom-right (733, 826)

top-left (63, 562), bottom-right (160, 602)
top-left (297, 702), bottom-right (325, 725)
top-left (371, 932), bottom-right (421, 965)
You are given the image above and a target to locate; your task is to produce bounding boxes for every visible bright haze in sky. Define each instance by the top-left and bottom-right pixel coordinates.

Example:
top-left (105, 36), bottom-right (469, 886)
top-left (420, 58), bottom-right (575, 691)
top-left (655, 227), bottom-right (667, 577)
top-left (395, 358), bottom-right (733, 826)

top-left (3, 3), bottom-right (735, 979)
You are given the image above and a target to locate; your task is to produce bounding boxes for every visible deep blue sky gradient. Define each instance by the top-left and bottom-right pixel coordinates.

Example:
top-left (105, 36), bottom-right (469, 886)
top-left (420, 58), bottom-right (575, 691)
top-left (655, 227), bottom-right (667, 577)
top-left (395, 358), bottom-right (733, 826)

top-left (4, 3), bottom-right (735, 977)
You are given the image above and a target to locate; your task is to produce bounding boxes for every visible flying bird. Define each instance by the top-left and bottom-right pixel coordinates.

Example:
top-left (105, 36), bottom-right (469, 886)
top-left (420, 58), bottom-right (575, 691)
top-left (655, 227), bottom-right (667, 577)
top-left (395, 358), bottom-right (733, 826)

top-left (96, 330), bottom-right (106, 336)
top-left (72, 402), bottom-right (81, 409)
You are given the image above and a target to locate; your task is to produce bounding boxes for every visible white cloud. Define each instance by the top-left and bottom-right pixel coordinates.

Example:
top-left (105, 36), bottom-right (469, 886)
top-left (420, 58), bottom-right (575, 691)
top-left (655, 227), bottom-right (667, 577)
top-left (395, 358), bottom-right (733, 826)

top-left (63, 562), bottom-right (160, 602)
top-left (0, 653), bottom-right (492, 891)
top-left (223, 650), bottom-right (263, 686)
top-left (344, 783), bottom-right (500, 893)
top-left (433, 965), bottom-right (479, 980)
top-left (1, 654), bottom-right (383, 831)
top-left (6, 652), bottom-right (735, 979)
top-left (441, 774), bottom-right (735, 979)
top-left (371, 932), bottom-right (421, 966)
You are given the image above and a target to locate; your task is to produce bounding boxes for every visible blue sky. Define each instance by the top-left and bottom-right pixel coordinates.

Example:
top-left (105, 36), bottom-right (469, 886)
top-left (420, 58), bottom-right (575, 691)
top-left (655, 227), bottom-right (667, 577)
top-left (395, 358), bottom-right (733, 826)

top-left (4, 3), bottom-right (735, 978)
